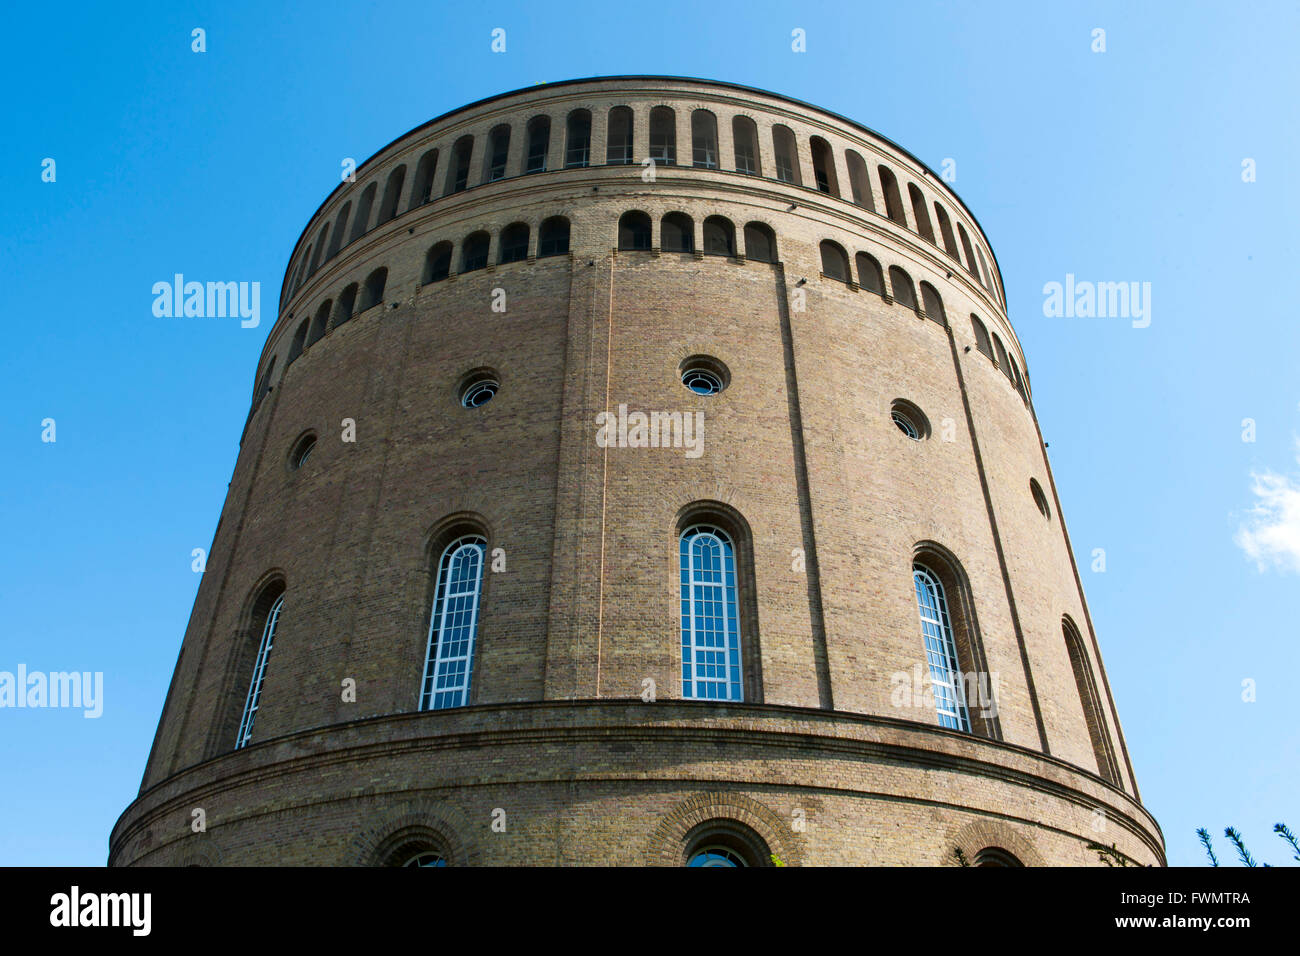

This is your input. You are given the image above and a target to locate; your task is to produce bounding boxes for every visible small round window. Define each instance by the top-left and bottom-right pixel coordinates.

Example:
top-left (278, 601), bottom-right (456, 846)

top-left (679, 356), bottom-right (730, 396)
top-left (458, 371), bottom-right (500, 409)
top-left (1030, 479), bottom-right (1051, 519)
top-left (890, 400), bottom-right (929, 441)
top-left (289, 433), bottom-right (316, 469)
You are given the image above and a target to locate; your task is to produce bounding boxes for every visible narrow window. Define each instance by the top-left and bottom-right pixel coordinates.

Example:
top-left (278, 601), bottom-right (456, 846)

top-left (461, 231), bottom-right (490, 272)
top-left (349, 183), bottom-right (378, 242)
top-left (525, 116), bottom-right (550, 173)
top-left (691, 110), bottom-right (719, 169)
top-left (606, 106), bottom-right (633, 165)
top-left (358, 268), bottom-right (387, 312)
top-left (307, 299), bottom-right (331, 345)
top-left (913, 565), bottom-right (970, 731)
top-left (308, 225), bottom-right (328, 276)
top-left (407, 149), bottom-right (439, 211)
top-left (423, 241), bottom-right (452, 283)
top-left (484, 125), bottom-right (511, 182)
top-left (819, 240), bottom-right (849, 281)
top-left (680, 525), bottom-right (743, 702)
top-left (908, 183), bottom-right (935, 242)
top-left (445, 136), bottom-right (473, 195)
top-left (538, 216), bottom-right (570, 257)
top-left (772, 125), bottom-right (800, 185)
top-left (287, 319), bottom-right (309, 365)
top-left (377, 164), bottom-right (406, 225)
top-left (888, 266), bottom-right (917, 309)
top-left (702, 216), bottom-right (734, 256)
top-left (878, 165), bottom-right (906, 225)
top-left (235, 591), bottom-right (283, 749)
top-left (846, 150), bottom-right (874, 210)
top-left (565, 109), bottom-right (591, 168)
top-left (743, 222), bottom-right (775, 262)
top-left (810, 136), bottom-right (839, 196)
top-left (971, 315), bottom-right (993, 358)
top-left (420, 535), bottom-right (486, 710)
top-left (325, 202), bottom-right (351, 260)
top-left (991, 332), bottom-right (1010, 372)
top-left (1064, 617), bottom-right (1121, 785)
top-left (934, 202), bottom-right (959, 259)
top-left (957, 223), bottom-right (980, 278)
top-left (498, 222), bottom-right (529, 264)
top-left (618, 211), bottom-right (651, 250)
top-left (649, 107), bottom-right (676, 166)
top-left (333, 284), bottom-right (358, 328)
top-left (661, 212), bottom-right (693, 253)
top-left (732, 116), bottom-right (760, 175)
top-left (920, 281), bottom-right (947, 327)
top-left (976, 245), bottom-right (993, 291)
top-left (856, 252), bottom-right (883, 295)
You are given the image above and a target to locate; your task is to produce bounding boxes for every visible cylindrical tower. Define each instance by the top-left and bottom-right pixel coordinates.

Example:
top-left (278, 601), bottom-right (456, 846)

top-left (111, 77), bottom-right (1163, 867)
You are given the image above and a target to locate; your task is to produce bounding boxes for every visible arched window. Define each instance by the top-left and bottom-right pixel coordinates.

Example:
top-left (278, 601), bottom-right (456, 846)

top-left (235, 585), bottom-right (284, 749)
top-left (810, 137), bottom-right (839, 196)
top-left (606, 106), bottom-right (633, 165)
top-left (908, 183), bottom-right (935, 242)
top-left (292, 247), bottom-right (311, 293)
top-left (649, 106), bottom-right (676, 166)
top-left (325, 202), bottom-right (351, 260)
top-left (287, 319), bottom-right (309, 365)
top-left (732, 116), bottom-right (760, 175)
top-left (934, 202), bottom-right (959, 259)
top-left (349, 182), bottom-right (378, 242)
top-left (407, 149), bottom-right (438, 211)
top-left (565, 109), bottom-right (591, 168)
top-left (484, 125), bottom-right (511, 182)
top-left (307, 299), bottom-right (331, 346)
top-left (661, 212), bottom-right (693, 253)
top-left (878, 165), bottom-right (906, 226)
top-left (377, 164), bottom-right (406, 225)
top-left (957, 223), bottom-right (980, 278)
top-left (420, 535), bottom-right (487, 710)
top-left (618, 211), bottom-right (651, 250)
top-left (919, 281), bottom-right (946, 327)
top-left (538, 216), bottom-right (570, 257)
top-left (975, 848), bottom-right (1024, 867)
top-left (743, 222), bottom-right (776, 262)
top-left (971, 315), bottom-right (993, 358)
top-left (856, 252), bottom-right (883, 295)
top-left (691, 110), bottom-right (719, 169)
top-left (498, 222), bottom-right (529, 264)
top-left (444, 136), bottom-right (474, 195)
top-left (772, 125), bottom-right (800, 185)
top-left (820, 240), bottom-right (849, 281)
top-left (254, 356), bottom-right (276, 405)
top-left (333, 283), bottom-right (358, 328)
top-left (1008, 355), bottom-right (1026, 396)
top-left (683, 820), bottom-right (772, 867)
top-left (359, 267), bottom-right (387, 312)
top-left (913, 564), bottom-right (969, 732)
top-left (975, 245), bottom-right (993, 291)
top-left (308, 225), bottom-right (328, 276)
top-left (461, 231), bottom-right (490, 272)
top-left (702, 216), bottom-right (735, 256)
top-left (525, 116), bottom-right (550, 173)
top-left (1063, 616), bottom-right (1121, 785)
top-left (680, 525), bottom-right (743, 701)
top-left (423, 241), bottom-right (452, 283)
top-left (991, 332), bottom-right (1010, 372)
top-left (888, 266), bottom-right (917, 309)
top-left (845, 150), bottom-right (874, 210)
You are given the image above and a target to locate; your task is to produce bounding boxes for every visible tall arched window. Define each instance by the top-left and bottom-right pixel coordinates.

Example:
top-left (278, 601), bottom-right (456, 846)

top-left (732, 116), bottom-right (760, 175)
top-left (933, 202), bottom-right (959, 259)
top-left (287, 319), bottom-right (309, 365)
top-left (525, 116), bottom-right (550, 173)
top-left (606, 106), bottom-right (633, 164)
top-left (878, 165), bottom-right (906, 226)
top-left (975, 245), bottom-right (994, 291)
top-left (407, 149), bottom-right (438, 211)
top-left (913, 565), bottom-right (970, 732)
top-left (957, 223), bottom-right (980, 278)
top-left (538, 216), bottom-right (570, 257)
top-left (565, 109), bottom-right (591, 168)
top-left (856, 252), bottom-right (883, 295)
top-left (420, 535), bottom-right (487, 711)
top-left (991, 332), bottom-right (1010, 372)
top-left (680, 525), bottom-right (743, 702)
top-left (661, 212), bottom-right (693, 252)
top-left (325, 201), bottom-right (351, 260)
top-left (235, 587), bottom-right (284, 749)
top-left (691, 110), bottom-right (719, 168)
top-left (359, 267), bottom-right (387, 311)
top-left (307, 298), bottom-right (331, 345)
top-left (498, 222), bottom-right (529, 263)
top-left (444, 136), bottom-right (474, 195)
top-left (308, 225), bottom-right (328, 276)
top-left (819, 240), bottom-right (849, 282)
top-left (333, 283), bottom-right (358, 328)
top-left (423, 241), bottom-right (453, 283)
top-left (484, 125), bottom-right (511, 182)
top-left (772, 125), bottom-right (800, 184)
top-left (649, 106), bottom-right (676, 165)
top-left (888, 266), bottom-right (917, 309)
top-left (349, 182), bottom-right (378, 241)
top-left (702, 216), bottom-right (735, 256)
top-left (971, 314), bottom-right (993, 358)
top-left (743, 222), bottom-right (775, 262)
top-left (254, 356), bottom-right (276, 406)
top-left (845, 150), bottom-right (874, 210)
top-left (461, 231), bottom-right (490, 272)
top-left (1063, 616), bottom-right (1121, 785)
top-left (908, 183), bottom-right (935, 242)
top-left (919, 281), bottom-right (947, 327)
top-left (618, 211), bottom-right (651, 250)
top-left (810, 136), bottom-right (839, 196)
top-left (377, 164), bottom-right (406, 225)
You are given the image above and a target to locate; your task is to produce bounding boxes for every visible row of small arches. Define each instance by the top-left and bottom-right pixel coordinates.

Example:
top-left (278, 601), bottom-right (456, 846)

top-left (283, 101), bottom-right (1002, 309)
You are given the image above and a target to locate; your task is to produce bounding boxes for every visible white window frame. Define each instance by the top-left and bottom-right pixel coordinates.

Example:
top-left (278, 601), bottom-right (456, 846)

top-left (236, 592), bottom-right (283, 749)
top-left (420, 535), bottom-right (487, 710)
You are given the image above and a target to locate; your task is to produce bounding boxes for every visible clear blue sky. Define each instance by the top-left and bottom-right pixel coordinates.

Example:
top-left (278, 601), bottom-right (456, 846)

top-left (2, 1), bottom-right (1296, 867)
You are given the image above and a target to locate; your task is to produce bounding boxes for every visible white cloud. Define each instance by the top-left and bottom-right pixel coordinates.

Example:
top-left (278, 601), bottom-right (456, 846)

top-left (1235, 440), bottom-right (1300, 574)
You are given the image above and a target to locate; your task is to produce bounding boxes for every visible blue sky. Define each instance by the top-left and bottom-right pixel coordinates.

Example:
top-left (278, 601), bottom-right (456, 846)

top-left (2, 1), bottom-right (1296, 867)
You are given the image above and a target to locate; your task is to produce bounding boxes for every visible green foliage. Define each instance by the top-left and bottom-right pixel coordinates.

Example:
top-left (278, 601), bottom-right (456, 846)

top-left (1197, 823), bottom-right (1295, 866)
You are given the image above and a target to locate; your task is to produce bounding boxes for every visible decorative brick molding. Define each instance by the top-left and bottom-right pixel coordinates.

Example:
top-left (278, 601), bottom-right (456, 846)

top-left (645, 791), bottom-right (799, 867)
top-left (349, 799), bottom-right (481, 867)
top-left (947, 819), bottom-right (1045, 867)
